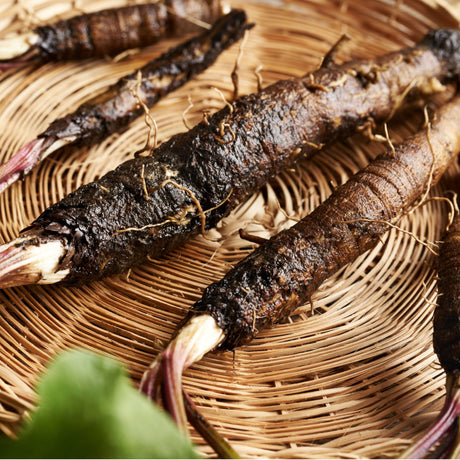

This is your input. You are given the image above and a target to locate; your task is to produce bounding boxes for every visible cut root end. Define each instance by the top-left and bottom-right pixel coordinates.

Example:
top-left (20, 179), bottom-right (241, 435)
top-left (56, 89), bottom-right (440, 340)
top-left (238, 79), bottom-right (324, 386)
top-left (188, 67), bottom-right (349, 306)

top-left (139, 314), bottom-right (239, 458)
top-left (0, 234), bottom-right (70, 289)
top-left (0, 32), bottom-right (39, 70)
top-left (0, 136), bottom-right (75, 194)
top-left (402, 375), bottom-right (460, 458)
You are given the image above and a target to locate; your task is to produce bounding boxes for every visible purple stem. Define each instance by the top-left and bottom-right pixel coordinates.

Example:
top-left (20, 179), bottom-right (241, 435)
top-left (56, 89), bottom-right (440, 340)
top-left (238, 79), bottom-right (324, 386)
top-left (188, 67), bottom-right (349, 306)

top-left (403, 380), bottom-right (460, 458)
top-left (139, 316), bottom-right (228, 455)
top-left (139, 360), bottom-right (162, 403)
top-left (434, 419), bottom-right (459, 459)
top-left (0, 137), bottom-right (47, 193)
top-left (0, 49), bottom-right (39, 71)
top-left (160, 348), bottom-right (188, 432)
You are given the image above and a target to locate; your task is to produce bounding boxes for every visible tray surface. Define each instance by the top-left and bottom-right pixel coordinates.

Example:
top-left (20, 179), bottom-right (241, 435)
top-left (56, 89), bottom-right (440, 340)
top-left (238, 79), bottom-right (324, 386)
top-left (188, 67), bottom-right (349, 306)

top-left (0, 0), bottom-right (460, 457)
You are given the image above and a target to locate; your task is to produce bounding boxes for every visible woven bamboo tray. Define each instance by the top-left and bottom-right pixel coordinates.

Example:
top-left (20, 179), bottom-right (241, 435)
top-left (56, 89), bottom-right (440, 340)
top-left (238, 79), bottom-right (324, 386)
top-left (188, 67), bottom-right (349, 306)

top-left (1, 0), bottom-right (460, 457)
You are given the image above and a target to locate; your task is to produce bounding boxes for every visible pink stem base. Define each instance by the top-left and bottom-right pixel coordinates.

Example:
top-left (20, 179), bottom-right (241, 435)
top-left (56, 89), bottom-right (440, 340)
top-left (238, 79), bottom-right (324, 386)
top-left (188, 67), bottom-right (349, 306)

top-left (0, 138), bottom-right (47, 193)
top-left (139, 316), bottom-right (237, 457)
top-left (403, 376), bottom-right (460, 458)
top-left (0, 49), bottom-right (39, 72)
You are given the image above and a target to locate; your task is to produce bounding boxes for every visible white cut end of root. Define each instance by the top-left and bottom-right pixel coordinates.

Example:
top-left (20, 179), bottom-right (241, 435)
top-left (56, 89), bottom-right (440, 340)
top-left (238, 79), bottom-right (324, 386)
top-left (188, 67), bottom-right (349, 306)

top-left (0, 236), bottom-right (69, 288)
top-left (221, 2), bottom-right (232, 14)
top-left (139, 314), bottom-right (224, 410)
top-left (0, 32), bottom-right (39, 60)
top-left (42, 136), bottom-right (78, 159)
top-left (171, 314), bottom-right (225, 370)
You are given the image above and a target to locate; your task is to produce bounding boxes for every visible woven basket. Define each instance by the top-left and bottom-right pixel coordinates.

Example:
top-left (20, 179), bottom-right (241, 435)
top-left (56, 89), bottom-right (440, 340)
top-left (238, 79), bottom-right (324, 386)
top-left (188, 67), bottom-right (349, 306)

top-left (1, 0), bottom-right (460, 457)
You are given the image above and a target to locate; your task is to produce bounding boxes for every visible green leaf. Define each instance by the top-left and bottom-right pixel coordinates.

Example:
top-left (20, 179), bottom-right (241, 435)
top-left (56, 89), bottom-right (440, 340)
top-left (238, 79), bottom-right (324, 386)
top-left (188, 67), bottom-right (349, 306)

top-left (0, 349), bottom-right (200, 459)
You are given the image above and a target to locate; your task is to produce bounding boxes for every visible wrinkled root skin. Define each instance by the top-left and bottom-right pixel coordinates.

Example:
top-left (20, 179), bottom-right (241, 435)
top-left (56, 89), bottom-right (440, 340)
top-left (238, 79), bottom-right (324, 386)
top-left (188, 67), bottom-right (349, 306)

top-left (23, 30), bottom-right (460, 286)
top-left (0, 0), bottom-right (222, 65)
top-left (434, 214), bottom-right (460, 374)
top-left (188, 96), bottom-right (460, 350)
top-left (41, 10), bottom-right (252, 149)
top-left (0, 10), bottom-right (251, 196)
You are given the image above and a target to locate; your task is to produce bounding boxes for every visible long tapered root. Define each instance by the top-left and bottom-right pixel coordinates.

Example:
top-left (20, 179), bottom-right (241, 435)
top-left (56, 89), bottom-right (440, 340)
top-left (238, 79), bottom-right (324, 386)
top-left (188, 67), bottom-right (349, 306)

top-left (139, 314), bottom-right (239, 457)
top-left (0, 136), bottom-right (75, 193)
top-left (402, 375), bottom-right (460, 458)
